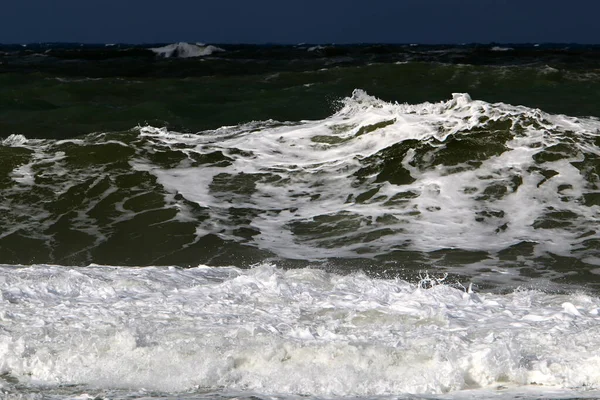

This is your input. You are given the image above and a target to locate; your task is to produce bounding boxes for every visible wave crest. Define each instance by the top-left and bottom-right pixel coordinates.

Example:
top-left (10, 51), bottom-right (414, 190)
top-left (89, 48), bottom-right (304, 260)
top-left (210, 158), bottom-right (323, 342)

top-left (1, 134), bottom-right (28, 146)
top-left (150, 42), bottom-right (225, 58)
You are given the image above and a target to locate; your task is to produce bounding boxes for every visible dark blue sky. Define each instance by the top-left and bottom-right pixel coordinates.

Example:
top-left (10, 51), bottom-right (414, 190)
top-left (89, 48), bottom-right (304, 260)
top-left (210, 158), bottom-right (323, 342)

top-left (3, 0), bottom-right (599, 44)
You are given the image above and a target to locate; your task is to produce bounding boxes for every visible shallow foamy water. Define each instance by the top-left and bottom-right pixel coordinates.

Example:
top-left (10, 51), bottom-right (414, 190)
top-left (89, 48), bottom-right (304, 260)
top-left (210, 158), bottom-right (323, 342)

top-left (1, 264), bottom-right (600, 399)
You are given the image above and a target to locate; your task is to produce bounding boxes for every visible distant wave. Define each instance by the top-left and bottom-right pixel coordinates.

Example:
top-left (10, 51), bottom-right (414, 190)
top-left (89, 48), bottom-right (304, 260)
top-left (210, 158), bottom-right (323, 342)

top-left (307, 45), bottom-right (326, 52)
top-left (1, 133), bottom-right (28, 146)
top-left (150, 42), bottom-right (225, 58)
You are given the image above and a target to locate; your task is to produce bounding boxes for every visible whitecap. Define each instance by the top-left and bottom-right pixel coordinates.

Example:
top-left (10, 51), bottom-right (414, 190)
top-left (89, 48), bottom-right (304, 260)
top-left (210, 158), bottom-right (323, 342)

top-left (150, 42), bottom-right (225, 58)
top-left (1, 134), bottom-right (28, 146)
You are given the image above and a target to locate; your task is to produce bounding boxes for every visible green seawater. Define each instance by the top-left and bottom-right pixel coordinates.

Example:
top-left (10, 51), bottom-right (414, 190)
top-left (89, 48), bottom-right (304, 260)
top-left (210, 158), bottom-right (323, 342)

top-left (2, 44), bottom-right (600, 139)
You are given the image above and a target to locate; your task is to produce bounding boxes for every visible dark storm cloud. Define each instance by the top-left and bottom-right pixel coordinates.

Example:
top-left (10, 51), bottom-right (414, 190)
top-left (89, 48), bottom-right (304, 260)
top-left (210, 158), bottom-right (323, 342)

top-left (1, 0), bottom-right (598, 44)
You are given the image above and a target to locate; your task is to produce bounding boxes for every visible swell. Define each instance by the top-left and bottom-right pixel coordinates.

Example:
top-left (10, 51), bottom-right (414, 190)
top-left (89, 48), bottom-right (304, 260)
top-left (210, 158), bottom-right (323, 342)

top-left (1, 91), bottom-right (599, 291)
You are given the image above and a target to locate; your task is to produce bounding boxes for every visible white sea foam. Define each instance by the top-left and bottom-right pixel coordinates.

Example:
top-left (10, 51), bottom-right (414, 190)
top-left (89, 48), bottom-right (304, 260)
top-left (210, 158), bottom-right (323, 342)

top-left (136, 90), bottom-right (600, 261)
top-left (9, 164), bottom-right (34, 185)
top-left (150, 42), bottom-right (225, 58)
top-left (1, 134), bottom-right (28, 146)
top-left (0, 137), bottom-right (116, 247)
top-left (0, 264), bottom-right (599, 399)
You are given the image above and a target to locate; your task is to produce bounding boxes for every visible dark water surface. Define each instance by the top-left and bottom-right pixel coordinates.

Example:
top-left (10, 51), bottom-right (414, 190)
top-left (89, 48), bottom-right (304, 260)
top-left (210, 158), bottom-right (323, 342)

top-left (3, 43), bottom-right (600, 139)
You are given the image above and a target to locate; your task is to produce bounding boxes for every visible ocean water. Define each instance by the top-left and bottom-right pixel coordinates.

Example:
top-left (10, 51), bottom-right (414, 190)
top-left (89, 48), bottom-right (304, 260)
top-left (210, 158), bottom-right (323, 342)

top-left (1, 43), bottom-right (600, 400)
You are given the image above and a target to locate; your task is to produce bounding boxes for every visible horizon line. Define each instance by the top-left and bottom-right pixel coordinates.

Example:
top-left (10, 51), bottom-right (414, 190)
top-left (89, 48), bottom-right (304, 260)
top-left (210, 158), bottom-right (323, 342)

top-left (3, 41), bottom-right (600, 46)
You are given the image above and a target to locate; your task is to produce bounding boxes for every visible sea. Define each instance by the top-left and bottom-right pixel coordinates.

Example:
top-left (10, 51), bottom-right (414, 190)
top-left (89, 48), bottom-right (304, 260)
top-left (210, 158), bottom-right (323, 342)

top-left (1, 42), bottom-right (600, 400)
